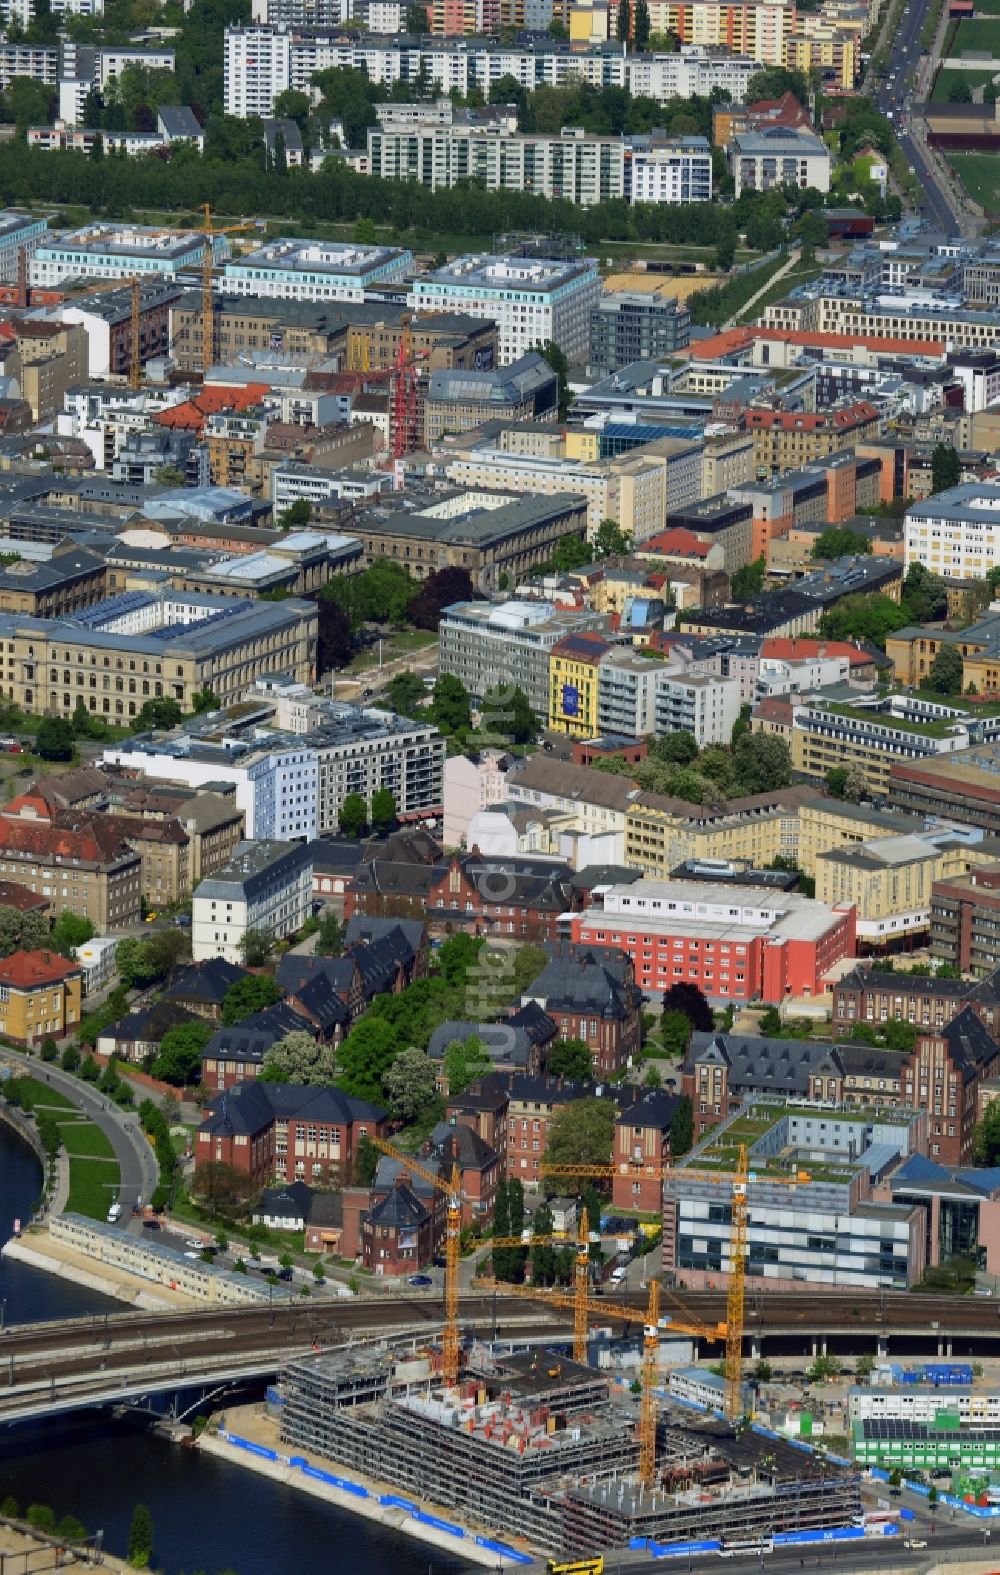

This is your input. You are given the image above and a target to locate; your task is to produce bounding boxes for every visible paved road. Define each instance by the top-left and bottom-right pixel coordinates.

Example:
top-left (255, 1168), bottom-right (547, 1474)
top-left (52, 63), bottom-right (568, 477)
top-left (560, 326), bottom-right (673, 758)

top-left (5, 1050), bottom-right (158, 1222)
top-left (623, 1524), bottom-right (999, 1575)
top-left (872, 0), bottom-right (974, 234)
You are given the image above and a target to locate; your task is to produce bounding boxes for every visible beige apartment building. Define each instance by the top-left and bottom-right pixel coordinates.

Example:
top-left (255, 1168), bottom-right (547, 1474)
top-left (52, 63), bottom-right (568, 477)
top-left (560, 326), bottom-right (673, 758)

top-left (0, 802), bottom-right (141, 930)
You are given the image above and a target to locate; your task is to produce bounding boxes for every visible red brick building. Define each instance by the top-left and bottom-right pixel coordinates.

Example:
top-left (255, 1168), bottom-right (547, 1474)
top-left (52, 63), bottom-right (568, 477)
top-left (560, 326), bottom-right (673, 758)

top-left (832, 966), bottom-right (1000, 1037)
top-left (521, 945), bottom-right (642, 1077)
top-left (612, 1089), bottom-right (677, 1212)
top-left (195, 1081), bottom-right (386, 1186)
top-left (362, 1179), bottom-right (434, 1275)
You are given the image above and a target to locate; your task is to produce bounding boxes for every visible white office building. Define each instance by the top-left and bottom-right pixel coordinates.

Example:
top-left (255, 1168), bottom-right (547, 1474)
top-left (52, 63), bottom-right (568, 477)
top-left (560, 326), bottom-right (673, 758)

top-left (410, 253), bottom-right (600, 366)
top-left (30, 223), bottom-right (225, 288)
top-left (223, 237), bottom-right (413, 303)
top-left (192, 839), bottom-right (313, 964)
top-left (597, 650), bottom-right (739, 744)
top-left (224, 24), bottom-right (293, 119)
top-left (102, 740), bottom-right (319, 841)
top-left (905, 483), bottom-right (1000, 581)
top-left (625, 136), bottom-right (713, 205)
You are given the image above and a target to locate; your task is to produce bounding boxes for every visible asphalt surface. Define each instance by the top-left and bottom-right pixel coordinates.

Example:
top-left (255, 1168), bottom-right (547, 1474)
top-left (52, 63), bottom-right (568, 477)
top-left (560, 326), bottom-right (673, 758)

top-left (4, 1050), bottom-right (158, 1221)
top-left (872, 0), bottom-right (961, 233)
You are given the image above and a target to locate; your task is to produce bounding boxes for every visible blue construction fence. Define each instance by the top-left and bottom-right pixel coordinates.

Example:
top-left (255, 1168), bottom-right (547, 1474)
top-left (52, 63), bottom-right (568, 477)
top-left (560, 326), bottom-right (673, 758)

top-left (218, 1431), bottom-right (534, 1564)
top-left (629, 1527), bottom-right (893, 1560)
top-left (869, 1466), bottom-right (1000, 1518)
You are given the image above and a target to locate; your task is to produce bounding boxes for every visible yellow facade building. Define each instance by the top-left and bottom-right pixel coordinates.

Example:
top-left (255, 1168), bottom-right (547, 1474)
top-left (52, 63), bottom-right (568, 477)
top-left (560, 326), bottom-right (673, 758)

top-left (0, 948), bottom-right (82, 1047)
top-left (548, 631), bottom-right (611, 736)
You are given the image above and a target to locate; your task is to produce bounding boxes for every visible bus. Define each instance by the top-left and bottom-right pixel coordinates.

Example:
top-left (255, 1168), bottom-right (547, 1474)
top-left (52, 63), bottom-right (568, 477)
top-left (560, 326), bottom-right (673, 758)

top-left (718, 1536), bottom-right (775, 1558)
top-left (547, 1560), bottom-right (605, 1575)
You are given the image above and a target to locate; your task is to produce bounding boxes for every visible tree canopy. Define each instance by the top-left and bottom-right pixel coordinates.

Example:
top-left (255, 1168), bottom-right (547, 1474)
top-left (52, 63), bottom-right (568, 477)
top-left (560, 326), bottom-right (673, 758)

top-left (259, 1029), bottom-right (336, 1085)
top-left (543, 1098), bottom-right (616, 1192)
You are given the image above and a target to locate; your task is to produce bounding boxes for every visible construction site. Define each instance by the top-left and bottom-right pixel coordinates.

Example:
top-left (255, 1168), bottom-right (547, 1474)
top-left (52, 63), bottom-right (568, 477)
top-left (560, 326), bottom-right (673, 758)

top-left (265, 1136), bottom-right (861, 1561)
top-left (275, 1339), bottom-right (862, 1558)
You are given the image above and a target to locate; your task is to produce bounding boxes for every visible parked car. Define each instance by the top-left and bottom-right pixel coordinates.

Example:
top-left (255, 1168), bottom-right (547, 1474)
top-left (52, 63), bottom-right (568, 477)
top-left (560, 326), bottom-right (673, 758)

top-left (407, 1274), bottom-right (433, 1288)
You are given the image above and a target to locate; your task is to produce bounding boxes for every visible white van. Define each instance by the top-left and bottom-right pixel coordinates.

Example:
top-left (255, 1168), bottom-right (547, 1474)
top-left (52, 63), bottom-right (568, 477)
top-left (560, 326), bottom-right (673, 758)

top-left (106, 1201), bottom-right (122, 1224)
top-left (609, 1265), bottom-right (628, 1287)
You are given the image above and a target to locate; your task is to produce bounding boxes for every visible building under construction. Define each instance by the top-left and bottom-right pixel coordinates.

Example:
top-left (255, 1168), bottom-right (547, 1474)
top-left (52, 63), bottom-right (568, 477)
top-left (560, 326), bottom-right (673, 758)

top-left (279, 1344), bottom-right (861, 1557)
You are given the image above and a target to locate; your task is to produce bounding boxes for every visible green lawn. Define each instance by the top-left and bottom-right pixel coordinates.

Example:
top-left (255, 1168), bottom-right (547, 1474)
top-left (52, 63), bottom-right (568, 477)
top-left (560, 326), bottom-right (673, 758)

top-left (931, 65), bottom-right (997, 99)
top-left (969, 0), bottom-right (1000, 13)
top-left (951, 16), bottom-right (1000, 48)
top-left (734, 262), bottom-right (823, 324)
top-left (14, 1078), bottom-right (74, 1109)
top-left (949, 152), bottom-right (1000, 211)
top-left (57, 1119), bottom-right (116, 1160)
top-left (65, 1156), bottom-right (120, 1219)
top-left (347, 630), bottom-right (438, 674)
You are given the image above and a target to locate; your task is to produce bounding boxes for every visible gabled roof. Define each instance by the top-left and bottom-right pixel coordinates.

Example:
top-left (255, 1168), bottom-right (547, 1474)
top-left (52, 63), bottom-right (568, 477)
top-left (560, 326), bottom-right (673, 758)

top-left (0, 948), bottom-right (80, 988)
top-left (525, 944), bottom-right (639, 1022)
top-left (202, 1002), bottom-right (313, 1065)
top-left (103, 1000), bottom-right (199, 1042)
top-left (368, 1180), bottom-right (429, 1229)
top-left (288, 972), bottom-right (351, 1033)
top-left (167, 956), bottom-right (249, 1007)
top-left (199, 1079), bottom-right (385, 1137)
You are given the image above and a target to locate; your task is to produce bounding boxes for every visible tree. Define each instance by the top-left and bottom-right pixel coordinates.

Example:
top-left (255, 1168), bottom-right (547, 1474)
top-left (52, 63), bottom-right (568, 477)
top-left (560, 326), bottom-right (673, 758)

top-left (352, 1133), bottom-right (379, 1187)
top-left (492, 1177), bottom-right (527, 1282)
top-left (592, 517), bottom-right (631, 559)
top-left (543, 1098), bottom-right (616, 1190)
top-left (478, 685), bottom-right (538, 747)
top-left (337, 1017), bottom-right (398, 1102)
top-left (386, 671), bottom-right (428, 719)
top-left (35, 717), bottom-right (74, 760)
top-left (339, 792), bottom-right (368, 838)
top-left (931, 442), bottom-right (961, 495)
top-left (81, 86), bottom-right (103, 127)
top-left (316, 912), bottom-right (343, 955)
top-left (547, 1038), bottom-right (593, 1080)
top-left (811, 528), bottom-right (872, 561)
top-left (660, 1008), bottom-right (693, 1057)
top-left (512, 943), bottom-right (549, 995)
top-left (239, 929), bottom-right (273, 968)
top-left (530, 1198), bottom-right (560, 1286)
top-left (132, 697), bottom-right (183, 732)
top-left (128, 1505), bottom-right (154, 1569)
top-left (151, 1019), bottom-right (212, 1085)
top-left (903, 562), bottom-right (948, 623)
top-left (926, 644), bottom-right (963, 696)
top-left (39, 1035), bottom-right (57, 1062)
top-left (50, 910), bottom-right (96, 955)
top-left (273, 87), bottom-right (310, 128)
top-left (670, 1094), bottom-right (693, 1157)
top-left (382, 1046), bottom-right (439, 1122)
top-left (617, 0), bottom-right (631, 41)
top-left (370, 788), bottom-right (397, 836)
top-left (190, 687), bottom-right (219, 713)
top-left (533, 338), bottom-right (572, 419)
top-left (276, 498), bottom-right (311, 531)
top-left (406, 567), bottom-right (474, 630)
top-left (404, 0), bottom-right (429, 29)
top-left (144, 927), bottom-right (190, 981)
top-left (661, 981), bottom-right (713, 1033)
top-left (431, 674), bottom-right (471, 736)
top-left (152, 464), bottom-right (185, 486)
top-left (732, 732), bottom-right (791, 795)
top-left (973, 1102), bottom-right (1000, 1165)
top-left (745, 66), bottom-right (810, 105)
top-left (730, 557), bottom-right (766, 600)
top-left (633, 0), bottom-right (650, 46)
top-left (444, 1034), bottom-right (492, 1095)
top-left (651, 731), bottom-right (699, 765)
top-left (191, 1161), bottom-right (257, 1220)
top-left (260, 1029), bottom-right (335, 1085)
top-left (0, 905), bottom-right (47, 957)
top-left (221, 974), bottom-right (281, 1026)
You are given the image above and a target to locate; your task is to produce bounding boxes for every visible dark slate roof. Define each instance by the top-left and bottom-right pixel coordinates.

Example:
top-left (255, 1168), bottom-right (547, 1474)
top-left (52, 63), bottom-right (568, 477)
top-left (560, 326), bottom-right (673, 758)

top-left (836, 965), bottom-right (1000, 1005)
top-left (526, 945), bottom-right (639, 1022)
top-left (368, 1180), bottom-right (429, 1229)
top-left (289, 972), bottom-right (351, 1033)
top-left (507, 1000), bottom-right (557, 1046)
top-left (614, 1087), bottom-right (677, 1132)
top-left (343, 914), bottom-right (425, 958)
top-left (277, 952), bottom-right (356, 996)
top-left (450, 1070), bottom-right (644, 1115)
top-left (938, 1005), bottom-right (1000, 1084)
top-left (202, 1002), bottom-right (314, 1066)
top-left (199, 1079), bottom-right (385, 1137)
top-left (167, 957), bottom-right (249, 1007)
top-left (685, 1030), bottom-right (838, 1097)
top-left (308, 1191), bottom-right (343, 1226)
top-left (430, 1120), bottom-right (498, 1173)
top-left (305, 836), bottom-right (370, 878)
top-left (104, 999), bottom-right (199, 1042)
top-left (427, 1019), bottom-right (535, 1068)
top-left (257, 1180), bottom-right (313, 1221)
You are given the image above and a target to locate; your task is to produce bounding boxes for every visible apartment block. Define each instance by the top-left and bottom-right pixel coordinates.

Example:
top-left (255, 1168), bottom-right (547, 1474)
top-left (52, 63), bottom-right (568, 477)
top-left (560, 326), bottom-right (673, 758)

top-left (588, 289), bottom-right (691, 378)
top-left (931, 863), bottom-right (1000, 977)
top-left (905, 484), bottom-right (1000, 581)
top-left (0, 803), bottom-right (141, 930)
top-left (624, 135), bottom-right (712, 204)
top-left (548, 630), bottom-right (613, 738)
top-left (29, 223), bottom-right (217, 289)
top-left (815, 829), bottom-right (1000, 950)
top-left (367, 122), bottom-right (626, 205)
top-left (729, 128), bottom-right (832, 197)
top-left (192, 839), bottom-right (313, 964)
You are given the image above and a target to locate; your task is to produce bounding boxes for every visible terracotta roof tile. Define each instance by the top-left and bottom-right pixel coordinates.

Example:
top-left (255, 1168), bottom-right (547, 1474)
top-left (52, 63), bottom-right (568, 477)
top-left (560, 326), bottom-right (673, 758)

top-left (0, 948), bottom-right (80, 987)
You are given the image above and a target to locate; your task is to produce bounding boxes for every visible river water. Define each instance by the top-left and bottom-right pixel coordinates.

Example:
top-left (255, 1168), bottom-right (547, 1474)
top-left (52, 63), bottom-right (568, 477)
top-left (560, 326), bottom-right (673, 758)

top-left (0, 1122), bottom-right (466, 1575)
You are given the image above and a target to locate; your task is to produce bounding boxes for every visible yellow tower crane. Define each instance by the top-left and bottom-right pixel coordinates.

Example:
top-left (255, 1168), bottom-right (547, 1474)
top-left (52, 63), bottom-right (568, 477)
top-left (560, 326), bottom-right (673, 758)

top-left (541, 1150), bottom-right (808, 1425)
top-left (371, 1137), bottom-right (464, 1386)
top-left (199, 204), bottom-right (258, 378)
